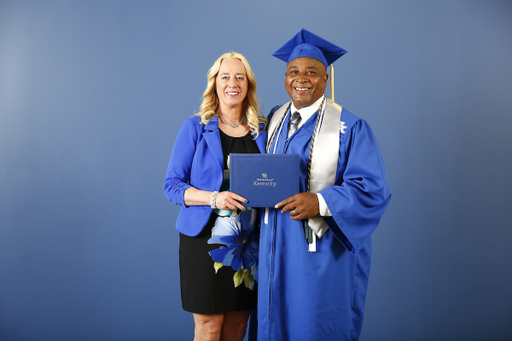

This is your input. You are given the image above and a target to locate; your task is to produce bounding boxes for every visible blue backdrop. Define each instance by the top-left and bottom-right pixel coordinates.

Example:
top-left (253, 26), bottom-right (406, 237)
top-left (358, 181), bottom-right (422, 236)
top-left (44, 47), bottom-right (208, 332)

top-left (1, 1), bottom-right (511, 340)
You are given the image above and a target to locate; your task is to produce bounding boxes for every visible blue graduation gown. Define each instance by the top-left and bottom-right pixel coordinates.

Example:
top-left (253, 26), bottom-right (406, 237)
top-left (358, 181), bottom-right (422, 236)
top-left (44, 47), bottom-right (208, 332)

top-left (255, 105), bottom-right (391, 341)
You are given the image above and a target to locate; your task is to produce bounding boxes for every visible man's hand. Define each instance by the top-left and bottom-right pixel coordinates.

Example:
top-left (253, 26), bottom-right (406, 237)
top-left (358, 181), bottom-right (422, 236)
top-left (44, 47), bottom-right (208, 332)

top-left (275, 192), bottom-right (319, 220)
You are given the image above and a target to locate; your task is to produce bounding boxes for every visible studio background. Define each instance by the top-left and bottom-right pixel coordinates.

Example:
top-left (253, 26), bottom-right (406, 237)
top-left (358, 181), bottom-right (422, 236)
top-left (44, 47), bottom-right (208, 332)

top-left (1, 1), bottom-right (511, 340)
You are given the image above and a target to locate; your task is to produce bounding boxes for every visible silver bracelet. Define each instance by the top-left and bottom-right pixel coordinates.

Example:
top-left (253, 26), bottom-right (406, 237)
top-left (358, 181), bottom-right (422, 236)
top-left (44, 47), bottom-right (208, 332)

top-left (210, 191), bottom-right (219, 209)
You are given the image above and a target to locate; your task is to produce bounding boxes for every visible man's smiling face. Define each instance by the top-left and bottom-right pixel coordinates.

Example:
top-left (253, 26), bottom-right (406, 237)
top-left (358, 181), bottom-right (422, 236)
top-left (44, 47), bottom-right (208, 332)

top-left (285, 57), bottom-right (328, 109)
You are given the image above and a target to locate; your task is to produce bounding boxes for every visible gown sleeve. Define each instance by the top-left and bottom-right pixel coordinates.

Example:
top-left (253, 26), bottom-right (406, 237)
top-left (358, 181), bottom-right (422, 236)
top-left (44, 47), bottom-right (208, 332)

top-left (319, 118), bottom-right (392, 254)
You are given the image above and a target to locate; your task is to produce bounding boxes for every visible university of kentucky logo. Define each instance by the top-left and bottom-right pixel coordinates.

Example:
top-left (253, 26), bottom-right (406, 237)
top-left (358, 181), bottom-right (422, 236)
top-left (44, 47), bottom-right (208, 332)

top-left (254, 173), bottom-right (276, 187)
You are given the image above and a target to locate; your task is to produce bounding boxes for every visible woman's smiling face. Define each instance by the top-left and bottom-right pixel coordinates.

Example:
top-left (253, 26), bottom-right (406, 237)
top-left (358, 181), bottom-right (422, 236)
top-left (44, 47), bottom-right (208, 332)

top-left (216, 58), bottom-right (248, 112)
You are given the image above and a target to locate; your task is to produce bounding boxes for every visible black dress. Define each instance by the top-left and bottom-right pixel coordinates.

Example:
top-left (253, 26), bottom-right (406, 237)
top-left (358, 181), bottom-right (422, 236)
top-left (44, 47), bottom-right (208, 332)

top-left (179, 129), bottom-right (260, 314)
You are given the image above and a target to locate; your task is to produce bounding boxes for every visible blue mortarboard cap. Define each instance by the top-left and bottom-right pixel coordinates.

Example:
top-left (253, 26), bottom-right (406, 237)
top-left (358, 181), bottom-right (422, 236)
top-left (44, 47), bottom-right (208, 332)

top-left (273, 29), bottom-right (347, 68)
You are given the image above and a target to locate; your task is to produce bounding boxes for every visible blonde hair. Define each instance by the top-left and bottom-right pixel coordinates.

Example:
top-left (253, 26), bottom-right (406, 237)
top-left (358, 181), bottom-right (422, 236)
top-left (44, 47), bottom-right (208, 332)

top-left (196, 52), bottom-right (266, 138)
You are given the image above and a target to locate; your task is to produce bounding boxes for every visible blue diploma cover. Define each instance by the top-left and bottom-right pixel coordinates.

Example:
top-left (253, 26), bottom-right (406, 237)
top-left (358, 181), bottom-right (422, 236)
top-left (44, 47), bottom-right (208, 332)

top-left (229, 153), bottom-right (300, 207)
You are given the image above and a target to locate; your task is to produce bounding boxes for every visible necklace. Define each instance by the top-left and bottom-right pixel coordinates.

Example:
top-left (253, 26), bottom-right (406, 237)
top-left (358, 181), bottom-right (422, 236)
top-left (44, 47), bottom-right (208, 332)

top-left (220, 116), bottom-right (245, 128)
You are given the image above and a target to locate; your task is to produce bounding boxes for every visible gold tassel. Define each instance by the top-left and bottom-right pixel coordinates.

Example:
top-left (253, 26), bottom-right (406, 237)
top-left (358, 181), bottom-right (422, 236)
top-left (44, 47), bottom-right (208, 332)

top-left (330, 64), bottom-right (335, 101)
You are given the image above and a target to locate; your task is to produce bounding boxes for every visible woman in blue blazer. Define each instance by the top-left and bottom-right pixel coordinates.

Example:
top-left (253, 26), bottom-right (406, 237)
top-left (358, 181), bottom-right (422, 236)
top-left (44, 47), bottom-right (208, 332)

top-left (164, 52), bottom-right (267, 341)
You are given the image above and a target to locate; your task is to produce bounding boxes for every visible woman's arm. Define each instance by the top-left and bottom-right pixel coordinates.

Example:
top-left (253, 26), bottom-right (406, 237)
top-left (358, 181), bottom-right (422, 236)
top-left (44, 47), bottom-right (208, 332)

top-left (184, 187), bottom-right (248, 211)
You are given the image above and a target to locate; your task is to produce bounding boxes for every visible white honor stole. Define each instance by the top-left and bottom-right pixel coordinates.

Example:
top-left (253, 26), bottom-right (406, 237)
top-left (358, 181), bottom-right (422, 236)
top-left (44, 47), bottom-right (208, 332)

top-left (267, 97), bottom-right (343, 252)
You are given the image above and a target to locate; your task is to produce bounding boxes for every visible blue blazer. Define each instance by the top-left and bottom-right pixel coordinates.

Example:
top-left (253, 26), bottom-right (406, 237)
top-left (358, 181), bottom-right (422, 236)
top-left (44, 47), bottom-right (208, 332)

top-left (164, 115), bottom-right (267, 237)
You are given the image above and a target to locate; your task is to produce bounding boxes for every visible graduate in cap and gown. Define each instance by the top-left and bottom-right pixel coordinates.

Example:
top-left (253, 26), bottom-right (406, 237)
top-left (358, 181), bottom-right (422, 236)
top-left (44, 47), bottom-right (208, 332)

top-left (253, 29), bottom-right (392, 341)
